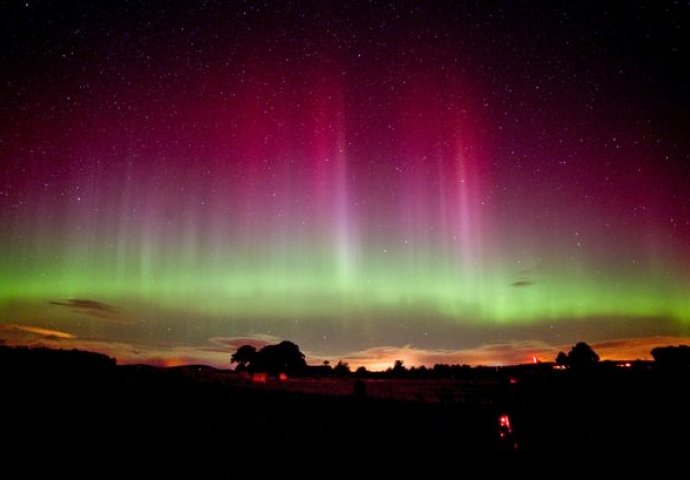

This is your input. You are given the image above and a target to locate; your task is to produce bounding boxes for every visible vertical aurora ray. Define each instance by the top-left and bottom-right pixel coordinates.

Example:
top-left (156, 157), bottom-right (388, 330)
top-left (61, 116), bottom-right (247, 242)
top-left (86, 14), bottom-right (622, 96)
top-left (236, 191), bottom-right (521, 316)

top-left (333, 132), bottom-right (357, 286)
top-left (306, 65), bottom-right (359, 289)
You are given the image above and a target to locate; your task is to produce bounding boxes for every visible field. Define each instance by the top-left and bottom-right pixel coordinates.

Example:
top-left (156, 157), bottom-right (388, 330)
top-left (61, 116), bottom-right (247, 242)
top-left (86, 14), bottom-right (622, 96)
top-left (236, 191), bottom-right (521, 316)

top-left (2, 347), bottom-right (689, 478)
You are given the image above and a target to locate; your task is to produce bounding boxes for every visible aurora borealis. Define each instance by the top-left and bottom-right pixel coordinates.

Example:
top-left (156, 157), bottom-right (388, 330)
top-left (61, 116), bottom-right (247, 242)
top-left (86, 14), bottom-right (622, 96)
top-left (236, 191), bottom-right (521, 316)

top-left (1, 1), bottom-right (689, 368)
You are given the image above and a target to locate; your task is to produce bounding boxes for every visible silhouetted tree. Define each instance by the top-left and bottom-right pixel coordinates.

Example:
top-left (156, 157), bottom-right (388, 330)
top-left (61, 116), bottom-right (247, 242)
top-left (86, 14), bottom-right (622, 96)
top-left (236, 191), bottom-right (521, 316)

top-left (555, 351), bottom-right (568, 366)
top-left (567, 342), bottom-right (599, 369)
top-left (390, 359), bottom-right (407, 377)
top-left (651, 345), bottom-right (690, 369)
top-left (253, 340), bottom-right (307, 375)
top-left (333, 360), bottom-right (350, 376)
top-left (230, 345), bottom-right (257, 371)
top-left (355, 366), bottom-right (368, 377)
top-left (231, 341), bottom-right (307, 374)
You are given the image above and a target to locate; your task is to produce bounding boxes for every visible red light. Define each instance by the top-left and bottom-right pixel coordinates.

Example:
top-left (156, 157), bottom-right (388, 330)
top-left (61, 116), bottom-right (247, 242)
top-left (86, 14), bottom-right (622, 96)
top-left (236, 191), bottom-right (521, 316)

top-left (498, 414), bottom-right (514, 443)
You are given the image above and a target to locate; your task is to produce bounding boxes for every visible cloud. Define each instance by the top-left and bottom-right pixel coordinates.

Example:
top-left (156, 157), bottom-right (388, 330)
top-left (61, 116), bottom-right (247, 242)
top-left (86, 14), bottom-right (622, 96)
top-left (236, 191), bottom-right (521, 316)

top-left (48, 298), bottom-right (134, 324)
top-left (591, 336), bottom-right (690, 360)
top-left (49, 298), bottom-right (117, 313)
top-left (208, 334), bottom-right (281, 351)
top-left (0, 328), bottom-right (273, 369)
top-left (0, 324), bottom-right (76, 341)
top-left (2, 317), bottom-right (689, 372)
top-left (330, 340), bottom-right (559, 371)
top-left (327, 336), bottom-right (690, 371)
top-left (510, 268), bottom-right (535, 287)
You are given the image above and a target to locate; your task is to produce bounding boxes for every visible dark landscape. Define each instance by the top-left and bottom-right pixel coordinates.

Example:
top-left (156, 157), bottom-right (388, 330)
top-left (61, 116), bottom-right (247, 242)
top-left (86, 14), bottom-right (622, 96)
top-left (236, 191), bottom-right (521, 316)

top-left (3, 344), bottom-right (690, 478)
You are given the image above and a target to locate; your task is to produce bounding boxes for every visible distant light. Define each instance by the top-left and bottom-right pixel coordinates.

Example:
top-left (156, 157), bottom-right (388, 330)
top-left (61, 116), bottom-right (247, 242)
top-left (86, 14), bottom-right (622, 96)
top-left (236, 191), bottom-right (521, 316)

top-left (498, 414), bottom-right (512, 431)
top-left (532, 355), bottom-right (538, 364)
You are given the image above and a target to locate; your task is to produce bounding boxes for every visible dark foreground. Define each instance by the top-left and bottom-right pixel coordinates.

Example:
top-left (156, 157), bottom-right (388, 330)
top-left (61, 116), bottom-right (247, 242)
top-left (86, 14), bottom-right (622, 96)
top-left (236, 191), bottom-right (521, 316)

top-left (2, 347), bottom-right (689, 478)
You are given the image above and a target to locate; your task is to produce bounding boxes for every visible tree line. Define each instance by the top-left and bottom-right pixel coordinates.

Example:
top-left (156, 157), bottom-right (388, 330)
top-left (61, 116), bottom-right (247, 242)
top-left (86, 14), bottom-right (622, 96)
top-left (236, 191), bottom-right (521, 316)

top-left (231, 340), bottom-right (690, 377)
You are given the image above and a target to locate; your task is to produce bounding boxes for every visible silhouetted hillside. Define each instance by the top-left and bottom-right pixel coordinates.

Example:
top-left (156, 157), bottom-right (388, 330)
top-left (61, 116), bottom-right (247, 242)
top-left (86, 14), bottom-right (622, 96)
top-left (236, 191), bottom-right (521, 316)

top-left (2, 345), bottom-right (689, 478)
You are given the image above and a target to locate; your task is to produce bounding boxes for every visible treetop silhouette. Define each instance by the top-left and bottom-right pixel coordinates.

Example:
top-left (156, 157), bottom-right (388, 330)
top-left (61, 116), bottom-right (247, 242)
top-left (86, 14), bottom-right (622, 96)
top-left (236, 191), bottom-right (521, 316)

top-left (231, 340), bottom-right (306, 375)
top-left (554, 342), bottom-right (600, 369)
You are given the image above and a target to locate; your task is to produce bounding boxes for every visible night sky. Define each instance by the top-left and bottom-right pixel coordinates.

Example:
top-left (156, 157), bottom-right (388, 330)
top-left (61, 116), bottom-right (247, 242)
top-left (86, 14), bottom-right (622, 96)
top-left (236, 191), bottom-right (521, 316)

top-left (1, 1), bottom-right (689, 369)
